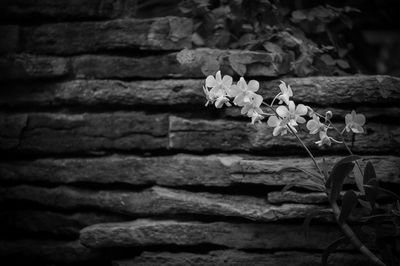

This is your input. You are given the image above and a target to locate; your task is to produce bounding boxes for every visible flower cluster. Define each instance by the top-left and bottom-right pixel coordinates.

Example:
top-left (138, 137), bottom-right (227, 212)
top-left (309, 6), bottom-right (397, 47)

top-left (203, 71), bottom-right (366, 146)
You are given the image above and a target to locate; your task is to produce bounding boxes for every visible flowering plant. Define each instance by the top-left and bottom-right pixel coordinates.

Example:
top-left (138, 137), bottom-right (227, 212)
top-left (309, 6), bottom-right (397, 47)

top-left (203, 71), bottom-right (400, 266)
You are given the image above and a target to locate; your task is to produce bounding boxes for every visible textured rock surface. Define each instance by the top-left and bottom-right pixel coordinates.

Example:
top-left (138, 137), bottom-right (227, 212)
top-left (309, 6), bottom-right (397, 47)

top-left (0, 54), bottom-right (69, 80)
top-left (0, 185), bottom-right (326, 221)
top-left (0, 112), bottom-right (168, 153)
top-left (80, 219), bottom-right (343, 249)
top-left (72, 48), bottom-right (286, 79)
top-left (1, 155), bottom-right (398, 186)
top-left (1, 76), bottom-right (399, 108)
top-left (114, 250), bottom-right (373, 266)
top-left (169, 116), bottom-right (400, 153)
top-left (23, 17), bottom-right (192, 54)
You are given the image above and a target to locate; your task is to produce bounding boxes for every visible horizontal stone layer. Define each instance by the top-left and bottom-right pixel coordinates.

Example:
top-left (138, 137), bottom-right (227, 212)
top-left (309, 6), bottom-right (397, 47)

top-left (0, 0), bottom-right (127, 20)
top-left (268, 191), bottom-right (328, 204)
top-left (0, 185), bottom-right (326, 222)
top-left (0, 112), bottom-right (168, 153)
top-left (1, 155), bottom-right (398, 186)
top-left (23, 17), bottom-right (192, 54)
top-left (169, 116), bottom-right (400, 154)
top-left (0, 239), bottom-right (103, 264)
top-left (115, 250), bottom-right (372, 266)
top-left (0, 210), bottom-right (125, 237)
top-left (1, 75), bottom-right (399, 108)
top-left (1, 112), bottom-right (398, 154)
top-left (80, 219), bottom-right (343, 249)
top-left (0, 54), bottom-right (69, 80)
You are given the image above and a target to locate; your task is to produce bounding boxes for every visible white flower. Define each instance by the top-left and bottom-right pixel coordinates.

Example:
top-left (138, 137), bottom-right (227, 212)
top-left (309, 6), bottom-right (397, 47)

top-left (238, 93), bottom-right (264, 124)
top-left (277, 81), bottom-right (293, 105)
top-left (345, 110), bottom-right (366, 133)
top-left (276, 101), bottom-right (307, 128)
top-left (215, 96), bottom-right (231, 108)
top-left (267, 115), bottom-right (288, 136)
top-left (315, 128), bottom-right (332, 147)
top-left (306, 114), bottom-right (325, 134)
top-left (205, 70), bottom-right (233, 94)
top-left (249, 111), bottom-right (264, 124)
top-left (228, 77), bottom-right (260, 107)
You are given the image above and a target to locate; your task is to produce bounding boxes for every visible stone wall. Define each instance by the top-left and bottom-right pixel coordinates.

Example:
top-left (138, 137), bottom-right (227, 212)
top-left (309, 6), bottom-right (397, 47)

top-left (0, 1), bottom-right (399, 265)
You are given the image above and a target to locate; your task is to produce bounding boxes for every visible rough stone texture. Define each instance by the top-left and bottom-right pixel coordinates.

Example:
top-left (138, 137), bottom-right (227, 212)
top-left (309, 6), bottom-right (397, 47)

top-left (0, 239), bottom-right (104, 264)
top-left (268, 191), bottom-right (328, 204)
top-left (80, 219), bottom-right (343, 249)
top-left (114, 250), bottom-right (373, 266)
top-left (0, 210), bottom-right (126, 237)
top-left (24, 17), bottom-right (192, 54)
top-left (0, 0), bottom-right (126, 21)
top-left (1, 76), bottom-right (399, 108)
top-left (169, 116), bottom-right (400, 154)
top-left (0, 112), bottom-right (168, 154)
top-left (0, 185), bottom-right (326, 222)
top-left (0, 54), bottom-right (69, 80)
top-left (0, 155), bottom-right (398, 186)
top-left (72, 48), bottom-right (286, 79)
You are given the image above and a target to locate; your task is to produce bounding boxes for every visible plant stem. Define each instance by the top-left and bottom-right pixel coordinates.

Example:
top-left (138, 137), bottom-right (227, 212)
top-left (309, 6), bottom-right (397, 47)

top-left (262, 101), bottom-right (324, 177)
top-left (330, 200), bottom-right (386, 266)
top-left (262, 102), bottom-right (385, 265)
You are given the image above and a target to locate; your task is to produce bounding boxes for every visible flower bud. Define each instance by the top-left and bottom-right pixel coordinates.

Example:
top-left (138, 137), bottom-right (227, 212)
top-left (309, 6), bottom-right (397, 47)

top-left (306, 106), bottom-right (314, 117)
top-left (325, 111), bottom-right (333, 120)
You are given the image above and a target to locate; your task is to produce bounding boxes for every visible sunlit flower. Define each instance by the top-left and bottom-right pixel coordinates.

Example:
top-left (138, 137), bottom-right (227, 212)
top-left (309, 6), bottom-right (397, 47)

top-left (228, 77), bottom-right (260, 106)
top-left (277, 81), bottom-right (293, 105)
top-left (276, 101), bottom-right (307, 127)
top-left (315, 128), bottom-right (332, 147)
top-left (238, 93), bottom-right (264, 124)
top-left (267, 115), bottom-right (289, 136)
top-left (345, 110), bottom-right (366, 133)
top-left (249, 111), bottom-right (264, 124)
top-left (306, 114), bottom-right (325, 134)
top-left (205, 71), bottom-right (233, 91)
top-left (215, 96), bottom-right (231, 108)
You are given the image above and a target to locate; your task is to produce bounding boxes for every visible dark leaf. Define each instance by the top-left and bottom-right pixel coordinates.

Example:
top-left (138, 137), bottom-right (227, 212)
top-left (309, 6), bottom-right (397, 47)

top-left (320, 54), bottom-right (336, 66)
top-left (365, 186), bottom-right (400, 201)
top-left (326, 155), bottom-right (360, 187)
top-left (363, 161), bottom-right (376, 185)
top-left (328, 160), bottom-right (356, 202)
top-left (365, 178), bottom-right (378, 209)
top-left (321, 158), bottom-right (329, 180)
top-left (336, 59), bottom-right (350, 69)
top-left (358, 198), bottom-right (372, 211)
top-left (353, 164), bottom-right (365, 194)
top-left (338, 190), bottom-right (358, 224)
top-left (322, 236), bottom-right (348, 266)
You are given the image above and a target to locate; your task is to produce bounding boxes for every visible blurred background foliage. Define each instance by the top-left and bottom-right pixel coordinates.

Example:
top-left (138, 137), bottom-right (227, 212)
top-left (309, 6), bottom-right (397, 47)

top-left (134, 0), bottom-right (400, 77)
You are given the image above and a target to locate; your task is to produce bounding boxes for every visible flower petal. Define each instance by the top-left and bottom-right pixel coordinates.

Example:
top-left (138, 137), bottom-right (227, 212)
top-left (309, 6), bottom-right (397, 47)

top-left (215, 71), bottom-right (222, 83)
top-left (296, 104), bottom-right (308, 116)
top-left (355, 114), bottom-right (366, 126)
top-left (248, 80), bottom-right (259, 92)
top-left (288, 101), bottom-right (295, 113)
top-left (205, 75), bottom-right (217, 88)
top-left (238, 77), bottom-right (247, 91)
top-left (276, 105), bottom-right (289, 118)
top-left (228, 85), bottom-right (241, 97)
top-left (253, 94), bottom-right (263, 107)
top-left (296, 116), bottom-right (306, 124)
top-left (267, 116), bottom-right (280, 127)
top-left (241, 104), bottom-right (251, 115)
top-left (234, 93), bottom-right (245, 106)
top-left (351, 124), bottom-right (364, 134)
top-left (222, 75), bottom-right (233, 89)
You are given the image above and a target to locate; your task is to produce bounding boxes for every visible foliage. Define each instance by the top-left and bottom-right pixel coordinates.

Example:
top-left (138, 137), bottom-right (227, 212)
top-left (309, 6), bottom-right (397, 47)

top-left (178, 0), bottom-right (359, 76)
top-left (199, 70), bottom-right (400, 265)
